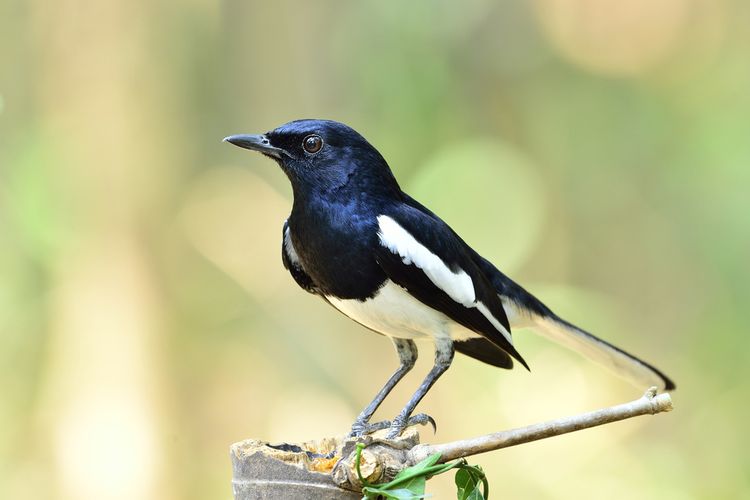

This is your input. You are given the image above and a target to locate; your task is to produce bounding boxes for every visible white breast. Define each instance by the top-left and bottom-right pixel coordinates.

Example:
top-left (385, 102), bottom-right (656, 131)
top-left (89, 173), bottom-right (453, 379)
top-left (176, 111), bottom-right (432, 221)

top-left (326, 280), bottom-right (481, 342)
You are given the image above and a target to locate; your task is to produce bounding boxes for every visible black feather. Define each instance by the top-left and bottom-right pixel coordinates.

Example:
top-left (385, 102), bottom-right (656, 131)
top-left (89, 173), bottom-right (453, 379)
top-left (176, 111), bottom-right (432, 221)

top-left (454, 338), bottom-right (514, 369)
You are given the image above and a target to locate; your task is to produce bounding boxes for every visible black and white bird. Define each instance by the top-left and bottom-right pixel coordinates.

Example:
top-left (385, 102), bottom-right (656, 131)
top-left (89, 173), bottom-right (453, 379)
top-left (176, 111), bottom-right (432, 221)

top-left (224, 119), bottom-right (675, 439)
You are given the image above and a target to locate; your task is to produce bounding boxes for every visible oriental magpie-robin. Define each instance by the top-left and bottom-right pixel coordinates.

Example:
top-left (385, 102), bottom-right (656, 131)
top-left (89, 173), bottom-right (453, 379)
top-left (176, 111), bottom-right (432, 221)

top-left (224, 119), bottom-right (675, 439)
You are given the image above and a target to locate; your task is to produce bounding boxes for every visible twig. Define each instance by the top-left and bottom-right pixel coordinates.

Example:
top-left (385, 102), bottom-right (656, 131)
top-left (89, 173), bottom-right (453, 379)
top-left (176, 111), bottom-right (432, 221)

top-left (409, 386), bottom-right (673, 464)
top-left (232, 387), bottom-right (674, 496)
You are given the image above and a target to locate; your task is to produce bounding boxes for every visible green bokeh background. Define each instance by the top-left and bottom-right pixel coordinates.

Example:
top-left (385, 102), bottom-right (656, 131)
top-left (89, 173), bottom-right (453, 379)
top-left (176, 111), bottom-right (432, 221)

top-left (1, 1), bottom-right (748, 498)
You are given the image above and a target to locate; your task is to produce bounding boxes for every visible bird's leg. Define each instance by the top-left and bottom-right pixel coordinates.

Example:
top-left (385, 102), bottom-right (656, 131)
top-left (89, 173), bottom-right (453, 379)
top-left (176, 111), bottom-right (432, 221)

top-left (386, 337), bottom-right (454, 439)
top-left (348, 338), bottom-right (418, 437)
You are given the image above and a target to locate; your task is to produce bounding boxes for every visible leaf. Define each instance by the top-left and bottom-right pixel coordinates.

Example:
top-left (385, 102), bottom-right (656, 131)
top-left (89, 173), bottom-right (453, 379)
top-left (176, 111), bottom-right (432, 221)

top-left (398, 474), bottom-right (427, 495)
top-left (359, 450), bottom-right (489, 500)
top-left (360, 452), bottom-right (438, 499)
top-left (393, 452), bottom-right (442, 480)
top-left (426, 460), bottom-right (464, 478)
top-left (362, 486), bottom-right (427, 499)
top-left (455, 468), bottom-right (478, 500)
top-left (455, 464), bottom-right (488, 500)
top-left (465, 487), bottom-right (484, 500)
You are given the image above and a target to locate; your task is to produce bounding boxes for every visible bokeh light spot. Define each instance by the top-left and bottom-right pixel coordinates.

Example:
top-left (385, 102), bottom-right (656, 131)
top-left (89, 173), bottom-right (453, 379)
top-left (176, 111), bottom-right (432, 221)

top-left (408, 139), bottom-right (545, 273)
top-left (534, 0), bottom-right (691, 76)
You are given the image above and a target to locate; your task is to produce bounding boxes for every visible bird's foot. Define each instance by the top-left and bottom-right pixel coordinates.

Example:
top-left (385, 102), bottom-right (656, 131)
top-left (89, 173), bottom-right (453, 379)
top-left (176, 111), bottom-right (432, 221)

top-left (348, 413), bottom-right (435, 438)
top-left (386, 412), bottom-right (436, 439)
top-left (347, 418), bottom-right (372, 438)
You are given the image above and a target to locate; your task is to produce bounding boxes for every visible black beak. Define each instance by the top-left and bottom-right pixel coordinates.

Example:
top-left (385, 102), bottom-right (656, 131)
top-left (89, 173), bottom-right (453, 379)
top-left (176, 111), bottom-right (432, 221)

top-left (223, 134), bottom-right (287, 159)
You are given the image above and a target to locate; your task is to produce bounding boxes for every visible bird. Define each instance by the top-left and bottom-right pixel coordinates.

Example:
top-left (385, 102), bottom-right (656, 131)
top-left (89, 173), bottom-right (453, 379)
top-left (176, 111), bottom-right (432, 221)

top-left (224, 119), bottom-right (675, 439)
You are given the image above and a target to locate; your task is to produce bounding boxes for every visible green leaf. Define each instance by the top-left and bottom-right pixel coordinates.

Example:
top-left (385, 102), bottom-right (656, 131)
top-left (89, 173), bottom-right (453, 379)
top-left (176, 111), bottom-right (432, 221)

top-left (376, 453), bottom-right (444, 493)
top-left (393, 452), bottom-right (442, 480)
top-left (425, 460), bottom-right (464, 478)
top-left (465, 487), bottom-right (483, 500)
top-left (455, 468), bottom-right (478, 500)
top-left (397, 474), bottom-right (427, 495)
top-left (357, 448), bottom-right (489, 500)
top-left (454, 464), bottom-right (488, 500)
top-left (362, 486), bottom-right (427, 499)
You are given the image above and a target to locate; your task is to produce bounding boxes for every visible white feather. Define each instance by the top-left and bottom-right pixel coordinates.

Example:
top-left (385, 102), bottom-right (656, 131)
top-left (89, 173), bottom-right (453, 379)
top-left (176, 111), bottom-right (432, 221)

top-left (284, 224), bottom-right (301, 265)
top-left (376, 215), bottom-right (513, 345)
top-left (326, 280), bottom-right (481, 342)
top-left (377, 215), bottom-right (475, 305)
top-left (476, 302), bottom-right (513, 345)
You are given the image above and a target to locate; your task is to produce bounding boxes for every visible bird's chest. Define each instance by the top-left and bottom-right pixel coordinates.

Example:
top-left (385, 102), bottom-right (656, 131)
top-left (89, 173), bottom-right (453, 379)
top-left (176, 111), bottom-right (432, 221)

top-left (288, 204), bottom-right (385, 299)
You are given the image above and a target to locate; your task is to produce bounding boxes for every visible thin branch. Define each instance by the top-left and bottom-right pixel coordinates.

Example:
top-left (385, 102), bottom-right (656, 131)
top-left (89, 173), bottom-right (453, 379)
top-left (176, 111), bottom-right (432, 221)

top-left (409, 387), bottom-right (673, 464)
top-left (234, 387), bottom-right (674, 494)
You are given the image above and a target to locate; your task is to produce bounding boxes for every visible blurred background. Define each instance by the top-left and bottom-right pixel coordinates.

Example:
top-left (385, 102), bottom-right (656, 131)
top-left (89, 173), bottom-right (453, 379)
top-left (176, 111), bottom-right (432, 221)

top-left (1, 0), bottom-right (748, 498)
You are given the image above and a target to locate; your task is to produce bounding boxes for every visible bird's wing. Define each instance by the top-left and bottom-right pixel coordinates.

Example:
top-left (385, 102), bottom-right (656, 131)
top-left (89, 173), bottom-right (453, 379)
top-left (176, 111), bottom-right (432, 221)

top-left (282, 219), bottom-right (319, 294)
top-left (399, 193), bottom-right (675, 389)
top-left (373, 205), bottom-right (528, 369)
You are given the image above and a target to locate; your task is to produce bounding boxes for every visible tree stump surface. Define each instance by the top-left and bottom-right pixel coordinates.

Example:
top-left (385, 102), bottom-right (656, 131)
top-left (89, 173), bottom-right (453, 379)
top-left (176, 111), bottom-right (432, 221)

top-left (230, 435), bottom-right (358, 499)
top-left (230, 430), bottom-right (422, 499)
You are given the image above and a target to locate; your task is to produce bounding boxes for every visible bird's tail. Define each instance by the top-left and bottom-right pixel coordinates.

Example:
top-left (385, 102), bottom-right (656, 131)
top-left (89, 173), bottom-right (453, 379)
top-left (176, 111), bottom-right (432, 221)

top-left (531, 314), bottom-right (676, 391)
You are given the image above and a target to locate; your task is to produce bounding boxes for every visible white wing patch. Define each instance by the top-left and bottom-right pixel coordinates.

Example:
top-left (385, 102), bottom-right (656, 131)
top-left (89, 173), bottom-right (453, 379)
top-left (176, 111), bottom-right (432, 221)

top-left (377, 215), bottom-right (513, 345)
top-left (377, 215), bottom-right (475, 305)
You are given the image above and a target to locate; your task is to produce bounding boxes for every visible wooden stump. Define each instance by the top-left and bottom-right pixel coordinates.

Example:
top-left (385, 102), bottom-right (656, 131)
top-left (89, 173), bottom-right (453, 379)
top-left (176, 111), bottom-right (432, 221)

top-left (230, 430), bottom-right (422, 499)
top-left (230, 436), bottom-right (358, 499)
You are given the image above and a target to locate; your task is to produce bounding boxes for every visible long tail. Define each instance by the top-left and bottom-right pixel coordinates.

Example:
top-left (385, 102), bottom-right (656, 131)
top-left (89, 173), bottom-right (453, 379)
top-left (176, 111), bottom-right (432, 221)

top-left (468, 251), bottom-right (676, 391)
top-left (531, 313), bottom-right (676, 391)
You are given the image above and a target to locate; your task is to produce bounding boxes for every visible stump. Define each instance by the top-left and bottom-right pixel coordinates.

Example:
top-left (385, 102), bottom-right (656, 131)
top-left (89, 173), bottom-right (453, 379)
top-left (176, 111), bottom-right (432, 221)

top-left (230, 430), bottom-right (422, 499)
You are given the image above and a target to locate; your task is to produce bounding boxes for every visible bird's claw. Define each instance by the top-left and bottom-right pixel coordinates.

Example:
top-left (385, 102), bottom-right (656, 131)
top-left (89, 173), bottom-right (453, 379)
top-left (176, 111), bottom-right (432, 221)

top-left (347, 419), bottom-right (372, 438)
top-left (348, 413), bottom-right (436, 438)
top-left (386, 412), bottom-right (436, 439)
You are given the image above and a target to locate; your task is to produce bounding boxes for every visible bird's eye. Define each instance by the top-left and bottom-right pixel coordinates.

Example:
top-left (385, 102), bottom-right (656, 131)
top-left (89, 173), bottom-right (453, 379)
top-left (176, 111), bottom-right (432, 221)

top-left (302, 134), bottom-right (323, 154)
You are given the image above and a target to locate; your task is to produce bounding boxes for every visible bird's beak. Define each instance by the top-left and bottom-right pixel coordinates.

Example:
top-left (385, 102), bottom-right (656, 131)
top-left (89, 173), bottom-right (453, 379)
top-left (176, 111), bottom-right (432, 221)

top-left (223, 134), bottom-right (287, 159)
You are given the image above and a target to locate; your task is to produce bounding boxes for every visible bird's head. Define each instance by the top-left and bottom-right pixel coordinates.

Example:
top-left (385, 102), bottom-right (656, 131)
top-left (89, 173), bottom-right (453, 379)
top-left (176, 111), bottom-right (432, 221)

top-left (224, 119), bottom-right (400, 198)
